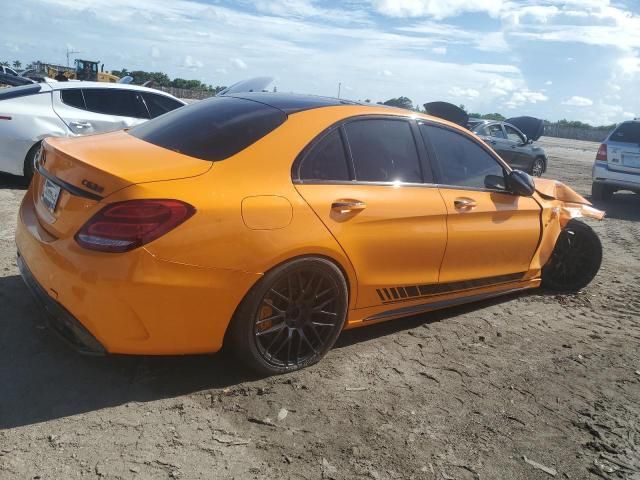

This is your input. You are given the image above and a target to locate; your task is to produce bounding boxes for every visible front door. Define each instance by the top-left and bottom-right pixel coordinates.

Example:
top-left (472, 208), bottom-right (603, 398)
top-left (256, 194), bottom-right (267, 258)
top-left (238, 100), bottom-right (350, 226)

top-left (419, 122), bottom-right (541, 284)
top-left (293, 118), bottom-right (448, 308)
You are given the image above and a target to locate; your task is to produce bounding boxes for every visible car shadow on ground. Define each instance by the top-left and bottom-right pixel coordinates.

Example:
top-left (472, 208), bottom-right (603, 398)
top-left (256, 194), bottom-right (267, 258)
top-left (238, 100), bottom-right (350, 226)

top-left (0, 173), bottom-right (28, 190)
top-left (590, 192), bottom-right (640, 222)
top-left (1, 272), bottom-right (529, 430)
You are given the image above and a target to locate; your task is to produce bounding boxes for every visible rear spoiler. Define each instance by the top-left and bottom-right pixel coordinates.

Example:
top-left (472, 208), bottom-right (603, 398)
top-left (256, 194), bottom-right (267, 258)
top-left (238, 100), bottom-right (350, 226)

top-left (217, 77), bottom-right (274, 96)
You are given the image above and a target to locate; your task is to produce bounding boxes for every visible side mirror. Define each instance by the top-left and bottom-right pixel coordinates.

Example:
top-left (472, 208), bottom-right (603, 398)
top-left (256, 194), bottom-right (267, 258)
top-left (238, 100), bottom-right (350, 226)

top-left (507, 170), bottom-right (535, 196)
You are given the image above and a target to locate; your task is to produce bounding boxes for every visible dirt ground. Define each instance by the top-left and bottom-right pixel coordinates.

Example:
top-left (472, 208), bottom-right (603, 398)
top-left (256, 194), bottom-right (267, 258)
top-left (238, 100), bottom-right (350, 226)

top-left (1, 137), bottom-right (639, 479)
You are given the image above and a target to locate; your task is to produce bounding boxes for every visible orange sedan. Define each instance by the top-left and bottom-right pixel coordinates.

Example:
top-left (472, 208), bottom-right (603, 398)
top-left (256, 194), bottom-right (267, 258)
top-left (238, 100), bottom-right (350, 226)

top-left (16, 93), bottom-right (604, 374)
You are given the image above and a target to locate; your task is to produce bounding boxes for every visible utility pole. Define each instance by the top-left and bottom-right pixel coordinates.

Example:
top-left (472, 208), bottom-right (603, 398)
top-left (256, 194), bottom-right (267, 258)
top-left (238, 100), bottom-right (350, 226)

top-left (66, 47), bottom-right (81, 67)
top-left (337, 82), bottom-right (341, 99)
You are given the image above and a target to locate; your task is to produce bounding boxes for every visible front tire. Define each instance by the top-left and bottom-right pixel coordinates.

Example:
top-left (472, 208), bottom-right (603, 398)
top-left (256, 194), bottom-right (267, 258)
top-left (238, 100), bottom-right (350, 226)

top-left (542, 219), bottom-right (602, 292)
top-left (227, 257), bottom-right (348, 375)
top-left (530, 157), bottom-right (545, 177)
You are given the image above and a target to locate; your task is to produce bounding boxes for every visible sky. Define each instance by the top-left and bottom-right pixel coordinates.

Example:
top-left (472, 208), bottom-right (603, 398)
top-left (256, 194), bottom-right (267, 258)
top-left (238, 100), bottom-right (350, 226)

top-left (1, 0), bottom-right (639, 124)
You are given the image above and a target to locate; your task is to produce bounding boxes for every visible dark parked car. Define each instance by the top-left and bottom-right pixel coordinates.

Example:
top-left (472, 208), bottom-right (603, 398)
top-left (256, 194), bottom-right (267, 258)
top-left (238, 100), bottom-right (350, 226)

top-left (469, 119), bottom-right (548, 176)
top-left (424, 102), bottom-right (548, 177)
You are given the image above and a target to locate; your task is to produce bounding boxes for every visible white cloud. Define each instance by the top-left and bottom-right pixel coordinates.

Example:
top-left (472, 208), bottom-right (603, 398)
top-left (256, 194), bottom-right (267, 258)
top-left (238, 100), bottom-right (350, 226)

top-left (545, 80), bottom-right (553, 86)
top-left (371, 0), bottom-right (507, 20)
top-left (505, 89), bottom-right (549, 109)
top-left (381, 69), bottom-right (393, 76)
top-left (618, 56), bottom-right (640, 75)
top-left (182, 55), bottom-right (203, 69)
top-left (230, 57), bottom-right (247, 69)
top-left (562, 96), bottom-right (594, 107)
top-left (432, 46), bottom-right (446, 55)
top-left (150, 46), bottom-right (160, 59)
top-left (449, 86), bottom-right (480, 99)
top-left (215, 67), bottom-right (228, 74)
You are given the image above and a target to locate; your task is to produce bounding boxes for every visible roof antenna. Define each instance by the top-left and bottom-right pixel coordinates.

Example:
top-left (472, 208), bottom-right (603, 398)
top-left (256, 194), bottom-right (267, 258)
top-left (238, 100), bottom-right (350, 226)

top-left (337, 82), bottom-right (341, 99)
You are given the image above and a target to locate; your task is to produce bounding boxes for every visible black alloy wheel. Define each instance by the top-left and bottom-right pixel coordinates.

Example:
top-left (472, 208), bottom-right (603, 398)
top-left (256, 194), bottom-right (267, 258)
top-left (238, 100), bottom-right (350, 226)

top-left (542, 219), bottom-right (602, 292)
top-left (228, 257), bottom-right (348, 375)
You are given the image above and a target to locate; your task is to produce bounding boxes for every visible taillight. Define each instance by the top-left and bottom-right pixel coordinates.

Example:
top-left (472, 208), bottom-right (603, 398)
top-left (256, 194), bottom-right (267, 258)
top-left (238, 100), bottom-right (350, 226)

top-left (75, 199), bottom-right (195, 253)
top-left (596, 143), bottom-right (607, 161)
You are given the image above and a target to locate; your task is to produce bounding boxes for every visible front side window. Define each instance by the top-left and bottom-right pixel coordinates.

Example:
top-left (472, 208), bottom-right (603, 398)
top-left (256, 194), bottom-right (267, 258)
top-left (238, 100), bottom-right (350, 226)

top-left (142, 93), bottom-right (184, 119)
top-left (344, 119), bottom-right (422, 183)
top-left (299, 129), bottom-right (350, 181)
top-left (82, 89), bottom-right (148, 119)
top-left (421, 124), bottom-right (505, 190)
top-left (505, 125), bottom-right (524, 143)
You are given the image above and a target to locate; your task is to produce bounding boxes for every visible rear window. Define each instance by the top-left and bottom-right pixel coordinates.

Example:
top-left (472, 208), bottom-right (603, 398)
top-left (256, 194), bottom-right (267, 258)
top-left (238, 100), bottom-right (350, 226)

top-left (610, 122), bottom-right (640, 144)
top-left (128, 96), bottom-right (287, 161)
top-left (142, 93), bottom-right (184, 118)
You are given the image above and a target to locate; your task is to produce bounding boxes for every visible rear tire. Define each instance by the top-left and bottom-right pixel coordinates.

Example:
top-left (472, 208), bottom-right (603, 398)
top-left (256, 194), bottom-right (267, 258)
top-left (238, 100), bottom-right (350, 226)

top-left (227, 257), bottom-right (348, 375)
top-left (542, 219), bottom-right (602, 292)
top-left (530, 157), bottom-right (545, 177)
top-left (591, 182), bottom-right (614, 201)
top-left (23, 142), bottom-right (42, 183)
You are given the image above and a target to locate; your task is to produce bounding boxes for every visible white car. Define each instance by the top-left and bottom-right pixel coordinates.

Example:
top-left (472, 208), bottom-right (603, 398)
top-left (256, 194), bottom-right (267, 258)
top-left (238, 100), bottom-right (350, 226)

top-left (592, 119), bottom-right (640, 200)
top-left (0, 66), bottom-right (19, 76)
top-left (0, 81), bottom-right (186, 179)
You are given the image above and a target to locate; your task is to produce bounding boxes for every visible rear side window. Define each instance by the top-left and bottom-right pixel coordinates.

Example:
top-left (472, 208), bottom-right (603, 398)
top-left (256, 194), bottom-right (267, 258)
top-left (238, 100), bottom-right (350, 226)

top-left (610, 123), bottom-right (640, 143)
top-left (421, 124), bottom-right (505, 189)
top-left (60, 89), bottom-right (85, 109)
top-left (488, 124), bottom-right (506, 138)
top-left (83, 89), bottom-right (149, 119)
top-left (344, 119), bottom-right (422, 183)
top-left (299, 129), bottom-right (350, 181)
top-left (142, 93), bottom-right (184, 118)
top-left (129, 96), bottom-right (287, 161)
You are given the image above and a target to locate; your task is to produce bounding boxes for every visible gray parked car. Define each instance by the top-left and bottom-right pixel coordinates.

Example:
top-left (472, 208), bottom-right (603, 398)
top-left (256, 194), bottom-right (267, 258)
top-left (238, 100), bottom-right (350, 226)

top-left (592, 119), bottom-right (640, 200)
top-left (468, 118), bottom-right (548, 176)
top-left (423, 102), bottom-right (547, 176)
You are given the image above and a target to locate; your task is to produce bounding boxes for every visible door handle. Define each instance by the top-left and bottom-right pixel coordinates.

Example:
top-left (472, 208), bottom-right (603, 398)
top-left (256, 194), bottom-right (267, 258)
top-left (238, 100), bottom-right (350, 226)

top-left (69, 121), bottom-right (93, 131)
top-left (454, 198), bottom-right (477, 210)
top-left (331, 200), bottom-right (366, 213)
top-left (489, 140), bottom-right (497, 145)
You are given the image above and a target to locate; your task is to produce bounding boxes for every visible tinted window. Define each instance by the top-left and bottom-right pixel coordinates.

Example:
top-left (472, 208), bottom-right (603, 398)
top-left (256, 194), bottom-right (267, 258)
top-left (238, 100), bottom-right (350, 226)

top-left (299, 129), bottom-right (350, 181)
top-left (129, 96), bottom-right (287, 161)
top-left (505, 125), bottom-right (524, 143)
top-left (421, 124), bottom-right (505, 189)
top-left (83, 89), bottom-right (149, 119)
top-left (143, 93), bottom-right (184, 118)
top-left (610, 122), bottom-right (640, 143)
top-left (345, 119), bottom-right (422, 183)
top-left (60, 89), bottom-right (85, 109)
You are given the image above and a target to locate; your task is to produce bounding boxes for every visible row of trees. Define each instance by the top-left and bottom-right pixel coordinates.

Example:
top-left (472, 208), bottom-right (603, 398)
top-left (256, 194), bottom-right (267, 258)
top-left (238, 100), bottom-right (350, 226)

top-left (0, 60), bottom-right (28, 70)
top-left (110, 68), bottom-right (225, 93)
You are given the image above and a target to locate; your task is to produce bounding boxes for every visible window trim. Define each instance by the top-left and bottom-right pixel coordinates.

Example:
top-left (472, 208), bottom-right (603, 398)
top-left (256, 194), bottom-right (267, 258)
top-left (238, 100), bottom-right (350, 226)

top-left (292, 114), bottom-right (436, 186)
top-left (418, 120), bottom-right (515, 195)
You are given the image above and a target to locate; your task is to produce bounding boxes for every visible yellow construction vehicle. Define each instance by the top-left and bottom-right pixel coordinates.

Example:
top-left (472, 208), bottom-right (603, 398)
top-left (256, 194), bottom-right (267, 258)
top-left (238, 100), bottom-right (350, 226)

top-left (30, 60), bottom-right (120, 83)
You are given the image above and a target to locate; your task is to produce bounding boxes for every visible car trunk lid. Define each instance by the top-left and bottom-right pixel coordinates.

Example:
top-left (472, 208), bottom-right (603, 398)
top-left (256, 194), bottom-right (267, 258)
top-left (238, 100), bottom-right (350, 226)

top-left (606, 123), bottom-right (640, 173)
top-left (33, 130), bottom-right (212, 238)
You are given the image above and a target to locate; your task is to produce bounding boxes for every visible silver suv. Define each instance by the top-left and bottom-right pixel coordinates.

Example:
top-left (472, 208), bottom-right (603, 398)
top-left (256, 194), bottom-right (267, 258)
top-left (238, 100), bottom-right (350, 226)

top-left (592, 120), bottom-right (640, 201)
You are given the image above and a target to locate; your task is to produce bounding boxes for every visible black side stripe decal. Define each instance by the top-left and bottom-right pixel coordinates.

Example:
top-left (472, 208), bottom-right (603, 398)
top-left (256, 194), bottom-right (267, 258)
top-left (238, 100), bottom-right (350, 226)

top-left (375, 272), bottom-right (527, 305)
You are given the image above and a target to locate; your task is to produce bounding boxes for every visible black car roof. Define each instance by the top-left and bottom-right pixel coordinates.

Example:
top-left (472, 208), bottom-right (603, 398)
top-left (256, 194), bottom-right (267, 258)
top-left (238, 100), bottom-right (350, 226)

top-left (227, 92), bottom-right (365, 114)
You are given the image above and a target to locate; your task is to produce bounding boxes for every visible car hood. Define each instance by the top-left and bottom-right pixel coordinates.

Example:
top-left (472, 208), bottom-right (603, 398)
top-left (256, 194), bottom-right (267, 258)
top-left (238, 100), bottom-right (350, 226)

top-left (506, 116), bottom-right (544, 142)
top-left (423, 102), bottom-right (469, 127)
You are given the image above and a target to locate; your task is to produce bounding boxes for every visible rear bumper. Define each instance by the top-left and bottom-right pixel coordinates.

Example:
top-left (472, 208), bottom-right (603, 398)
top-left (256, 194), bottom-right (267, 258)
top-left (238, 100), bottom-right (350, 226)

top-left (593, 161), bottom-right (640, 191)
top-left (17, 252), bottom-right (106, 354)
top-left (15, 185), bottom-right (262, 355)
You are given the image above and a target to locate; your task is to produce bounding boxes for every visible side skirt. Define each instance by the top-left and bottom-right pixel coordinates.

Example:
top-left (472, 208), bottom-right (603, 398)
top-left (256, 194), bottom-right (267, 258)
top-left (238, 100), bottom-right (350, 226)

top-left (363, 285), bottom-right (533, 323)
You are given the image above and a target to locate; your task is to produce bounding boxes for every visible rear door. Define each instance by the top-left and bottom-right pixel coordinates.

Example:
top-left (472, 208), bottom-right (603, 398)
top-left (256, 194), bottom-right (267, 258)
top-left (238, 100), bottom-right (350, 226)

top-left (294, 117), bottom-right (448, 308)
top-left (606, 122), bottom-right (640, 174)
top-left (420, 122), bottom-right (541, 284)
top-left (52, 87), bottom-right (150, 135)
